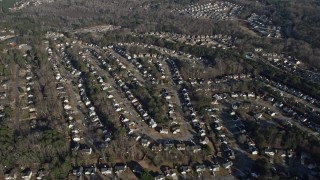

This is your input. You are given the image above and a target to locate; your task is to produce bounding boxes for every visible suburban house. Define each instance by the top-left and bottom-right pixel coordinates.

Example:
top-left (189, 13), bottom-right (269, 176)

top-left (140, 138), bottom-right (151, 147)
top-left (21, 169), bottom-right (33, 180)
top-left (100, 164), bottom-right (113, 175)
top-left (162, 167), bottom-right (176, 177)
top-left (176, 143), bottom-right (186, 151)
top-left (4, 172), bottom-right (17, 180)
top-left (264, 147), bottom-right (275, 156)
top-left (80, 144), bottom-right (92, 155)
top-left (84, 165), bottom-right (96, 175)
top-left (179, 165), bottom-right (191, 175)
top-left (114, 163), bottom-right (127, 174)
top-left (209, 163), bottom-right (220, 172)
top-left (159, 126), bottom-right (169, 134)
top-left (154, 174), bottom-right (165, 180)
top-left (195, 164), bottom-right (206, 174)
top-left (222, 160), bottom-right (233, 169)
top-left (72, 166), bottom-right (83, 176)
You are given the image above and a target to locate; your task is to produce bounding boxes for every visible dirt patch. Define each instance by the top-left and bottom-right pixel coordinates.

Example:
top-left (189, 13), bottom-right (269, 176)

top-left (237, 21), bottom-right (259, 37)
top-left (138, 160), bottom-right (161, 172)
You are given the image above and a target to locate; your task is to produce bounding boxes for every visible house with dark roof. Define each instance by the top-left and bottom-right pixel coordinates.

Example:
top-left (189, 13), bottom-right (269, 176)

top-left (195, 164), bottom-right (206, 174)
top-left (100, 164), bottom-right (113, 175)
top-left (84, 165), bottom-right (96, 175)
top-left (21, 169), bottom-right (33, 180)
top-left (114, 163), bottom-right (127, 174)
top-left (179, 165), bottom-right (191, 175)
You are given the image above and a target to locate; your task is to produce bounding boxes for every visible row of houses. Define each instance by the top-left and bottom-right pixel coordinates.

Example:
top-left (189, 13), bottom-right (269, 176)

top-left (76, 25), bottom-right (121, 33)
top-left (246, 138), bottom-right (258, 155)
top-left (255, 75), bottom-right (320, 133)
top-left (263, 147), bottom-right (295, 158)
top-left (112, 64), bottom-right (158, 129)
top-left (116, 42), bottom-right (204, 64)
top-left (167, 59), bottom-right (212, 142)
top-left (4, 168), bottom-right (45, 180)
top-left (144, 32), bottom-right (236, 49)
top-left (0, 79), bottom-right (8, 121)
top-left (212, 92), bottom-right (257, 105)
top-left (25, 64), bottom-right (37, 127)
top-left (160, 88), bottom-right (181, 134)
top-left (209, 113), bottom-right (238, 161)
top-left (9, 0), bottom-right (54, 12)
top-left (191, 109), bottom-right (236, 168)
top-left (154, 59), bottom-right (166, 79)
top-left (73, 49), bottom-right (117, 141)
top-left (213, 73), bottom-right (252, 84)
top-left (113, 47), bottom-right (157, 84)
top-left (206, 100), bottom-right (246, 162)
top-left (0, 104), bottom-right (6, 121)
top-left (255, 70), bottom-right (320, 105)
top-left (167, 59), bottom-right (184, 85)
top-left (78, 54), bottom-right (108, 126)
top-left (72, 160), bottom-right (225, 179)
top-left (60, 44), bottom-right (110, 145)
top-left (187, 73), bottom-right (252, 87)
top-left (255, 48), bottom-right (320, 83)
top-left (150, 141), bottom-right (201, 153)
top-left (0, 90), bottom-right (6, 100)
top-left (159, 162), bottom-right (220, 178)
top-left (247, 13), bottom-right (282, 38)
top-left (262, 53), bottom-right (320, 83)
top-left (54, 48), bottom-right (83, 140)
top-left (45, 31), bottom-right (64, 39)
top-left (70, 160), bottom-right (228, 179)
top-left (78, 77), bottom-right (103, 126)
top-left (71, 163), bottom-right (127, 177)
top-left (154, 158), bottom-right (232, 179)
top-left (167, 59), bottom-right (212, 145)
top-left (175, 1), bottom-right (243, 21)
top-left (50, 47), bottom-right (85, 143)
top-left (257, 75), bottom-right (319, 111)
